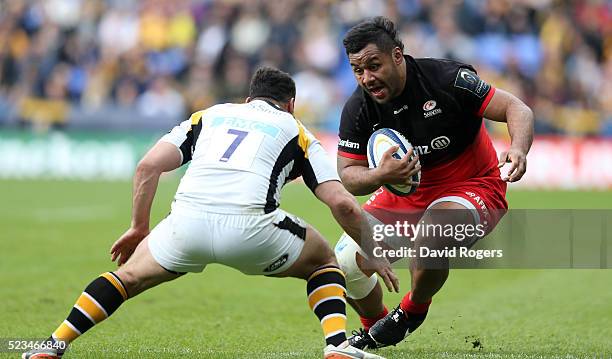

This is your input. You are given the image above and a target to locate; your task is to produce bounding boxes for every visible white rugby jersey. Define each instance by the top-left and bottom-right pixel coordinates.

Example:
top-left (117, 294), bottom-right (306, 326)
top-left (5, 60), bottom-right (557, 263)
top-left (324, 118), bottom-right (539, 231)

top-left (160, 99), bottom-right (340, 214)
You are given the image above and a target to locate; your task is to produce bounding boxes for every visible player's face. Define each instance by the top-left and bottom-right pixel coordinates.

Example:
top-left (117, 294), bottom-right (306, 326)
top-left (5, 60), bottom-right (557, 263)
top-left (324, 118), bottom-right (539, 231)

top-left (348, 43), bottom-right (404, 104)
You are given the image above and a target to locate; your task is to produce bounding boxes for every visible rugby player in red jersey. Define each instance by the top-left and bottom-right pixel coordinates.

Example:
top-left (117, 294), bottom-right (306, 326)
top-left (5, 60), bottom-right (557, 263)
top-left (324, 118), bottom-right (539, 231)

top-left (333, 17), bottom-right (534, 349)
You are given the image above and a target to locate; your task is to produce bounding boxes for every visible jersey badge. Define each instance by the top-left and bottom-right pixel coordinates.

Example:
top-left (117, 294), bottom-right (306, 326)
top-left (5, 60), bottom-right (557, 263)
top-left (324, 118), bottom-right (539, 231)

top-left (454, 68), bottom-right (490, 98)
top-left (423, 99), bottom-right (442, 118)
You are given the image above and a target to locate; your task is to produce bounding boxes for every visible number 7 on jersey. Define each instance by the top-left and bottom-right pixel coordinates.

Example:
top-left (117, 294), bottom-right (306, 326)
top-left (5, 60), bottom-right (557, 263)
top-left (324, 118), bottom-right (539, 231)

top-left (220, 129), bottom-right (249, 162)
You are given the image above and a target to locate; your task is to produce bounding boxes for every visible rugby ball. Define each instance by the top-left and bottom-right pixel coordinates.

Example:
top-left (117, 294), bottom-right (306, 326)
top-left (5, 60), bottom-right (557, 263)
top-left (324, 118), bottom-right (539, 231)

top-left (367, 128), bottom-right (420, 196)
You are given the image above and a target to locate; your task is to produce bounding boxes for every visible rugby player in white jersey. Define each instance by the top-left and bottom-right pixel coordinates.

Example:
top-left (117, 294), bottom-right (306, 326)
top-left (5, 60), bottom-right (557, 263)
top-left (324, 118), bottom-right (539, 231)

top-left (23, 67), bottom-right (398, 359)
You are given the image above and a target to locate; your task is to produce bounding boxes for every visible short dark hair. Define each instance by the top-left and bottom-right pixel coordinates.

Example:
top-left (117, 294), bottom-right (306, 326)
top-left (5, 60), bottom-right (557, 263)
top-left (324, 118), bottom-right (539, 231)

top-left (343, 16), bottom-right (404, 55)
top-left (248, 66), bottom-right (296, 104)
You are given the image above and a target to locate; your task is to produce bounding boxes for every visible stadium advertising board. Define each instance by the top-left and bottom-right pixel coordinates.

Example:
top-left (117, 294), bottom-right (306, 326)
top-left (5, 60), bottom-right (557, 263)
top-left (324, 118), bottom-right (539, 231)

top-left (1, 131), bottom-right (612, 189)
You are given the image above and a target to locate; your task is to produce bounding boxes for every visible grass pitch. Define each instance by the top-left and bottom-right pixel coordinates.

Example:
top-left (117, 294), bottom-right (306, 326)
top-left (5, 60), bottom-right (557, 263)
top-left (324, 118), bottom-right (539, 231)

top-left (1, 179), bottom-right (611, 358)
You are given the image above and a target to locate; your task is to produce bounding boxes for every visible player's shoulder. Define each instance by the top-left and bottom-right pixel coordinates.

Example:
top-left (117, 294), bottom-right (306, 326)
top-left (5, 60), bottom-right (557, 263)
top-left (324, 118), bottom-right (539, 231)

top-left (188, 103), bottom-right (226, 120)
top-left (244, 100), bottom-right (304, 137)
top-left (202, 102), bottom-right (241, 115)
top-left (413, 57), bottom-right (477, 74)
top-left (412, 57), bottom-right (478, 86)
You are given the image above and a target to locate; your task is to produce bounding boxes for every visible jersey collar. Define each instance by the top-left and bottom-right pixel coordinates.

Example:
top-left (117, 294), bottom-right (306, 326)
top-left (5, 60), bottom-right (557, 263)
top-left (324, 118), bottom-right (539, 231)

top-left (252, 98), bottom-right (287, 113)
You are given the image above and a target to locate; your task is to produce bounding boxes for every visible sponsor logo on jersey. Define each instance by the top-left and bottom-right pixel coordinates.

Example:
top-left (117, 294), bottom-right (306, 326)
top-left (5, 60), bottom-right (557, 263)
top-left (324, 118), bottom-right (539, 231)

top-left (264, 253), bottom-right (289, 273)
top-left (430, 136), bottom-right (450, 149)
top-left (423, 100), bottom-right (437, 111)
top-left (423, 100), bottom-right (442, 118)
top-left (414, 145), bottom-right (431, 155)
top-left (414, 136), bottom-right (451, 155)
top-left (393, 104), bottom-right (409, 115)
top-left (339, 138), bottom-right (360, 149)
top-left (211, 116), bottom-right (280, 137)
top-left (424, 108), bottom-right (442, 118)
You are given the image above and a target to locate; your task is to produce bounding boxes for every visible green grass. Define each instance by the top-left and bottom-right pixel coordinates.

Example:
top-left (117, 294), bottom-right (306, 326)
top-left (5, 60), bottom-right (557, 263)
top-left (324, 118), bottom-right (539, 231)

top-left (1, 179), bottom-right (611, 358)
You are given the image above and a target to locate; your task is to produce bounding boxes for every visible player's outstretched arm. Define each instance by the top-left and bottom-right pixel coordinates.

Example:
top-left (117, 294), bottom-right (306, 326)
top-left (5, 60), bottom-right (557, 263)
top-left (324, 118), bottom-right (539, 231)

top-left (314, 180), bottom-right (399, 292)
top-left (484, 88), bottom-right (534, 182)
top-left (110, 142), bottom-right (182, 265)
top-left (337, 146), bottom-right (420, 195)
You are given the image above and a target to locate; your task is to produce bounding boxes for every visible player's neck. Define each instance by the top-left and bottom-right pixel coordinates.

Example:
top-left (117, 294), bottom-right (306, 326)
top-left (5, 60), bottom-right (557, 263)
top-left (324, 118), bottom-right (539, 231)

top-left (398, 59), bottom-right (408, 94)
top-left (387, 61), bottom-right (408, 103)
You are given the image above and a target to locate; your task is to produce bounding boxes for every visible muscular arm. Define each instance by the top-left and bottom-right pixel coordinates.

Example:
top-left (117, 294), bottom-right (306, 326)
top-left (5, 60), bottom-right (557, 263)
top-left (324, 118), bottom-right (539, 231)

top-left (111, 141), bottom-right (183, 265)
top-left (483, 89), bottom-right (534, 182)
top-left (314, 180), bottom-right (371, 244)
top-left (337, 156), bottom-right (381, 195)
top-left (337, 147), bottom-right (420, 196)
top-left (314, 180), bottom-right (399, 292)
top-left (130, 141), bottom-right (183, 231)
top-left (484, 88), bottom-right (534, 154)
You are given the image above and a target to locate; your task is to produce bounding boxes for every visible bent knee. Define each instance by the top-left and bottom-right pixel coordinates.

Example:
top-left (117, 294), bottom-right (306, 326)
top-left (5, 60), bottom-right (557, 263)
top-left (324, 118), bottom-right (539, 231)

top-left (114, 268), bottom-right (143, 297)
top-left (313, 243), bottom-right (337, 269)
top-left (304, 228), bottom-right (337, 267)
top-left (113, 269), bottom-right (132, 293)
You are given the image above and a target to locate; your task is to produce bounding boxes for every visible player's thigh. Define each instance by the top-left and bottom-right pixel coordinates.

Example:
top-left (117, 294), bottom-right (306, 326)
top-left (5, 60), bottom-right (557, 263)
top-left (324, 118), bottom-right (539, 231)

top-left (416, 200), bottom-right (476, 250)
top-left (115, 237), bottom-right (183, 298)
top-left (211, 210), bottom-right (309, 275)
top-left (425, 200), bottom-right (476, 227)
top-left (407, 200), bottom-right (477, 271)
top-left (273, 224), bottom-right (336, 280)
top-left (147, 211), bottom-right (215, 274)
top-left (424, 184), bottom-right (507, 248)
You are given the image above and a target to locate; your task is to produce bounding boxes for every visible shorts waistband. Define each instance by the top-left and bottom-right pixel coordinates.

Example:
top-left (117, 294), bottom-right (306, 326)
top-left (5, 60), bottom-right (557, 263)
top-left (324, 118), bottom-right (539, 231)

top-left (170, 201), bottom-right (270, 218)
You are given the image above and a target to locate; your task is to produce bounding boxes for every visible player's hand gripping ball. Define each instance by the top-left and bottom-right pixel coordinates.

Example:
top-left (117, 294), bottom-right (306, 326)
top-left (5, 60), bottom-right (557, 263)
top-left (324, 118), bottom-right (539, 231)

top-left (367, 128), bottom-right (421, 196)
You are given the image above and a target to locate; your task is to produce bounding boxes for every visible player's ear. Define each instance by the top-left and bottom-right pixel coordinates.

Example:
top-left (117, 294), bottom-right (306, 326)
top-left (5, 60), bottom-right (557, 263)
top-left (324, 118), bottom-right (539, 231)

top-left (287, 98), bottom-right (295, 114)
top-left (392, 47), bottom-right (403, 65)
top-left (245, 97), bottom-right (252, 103)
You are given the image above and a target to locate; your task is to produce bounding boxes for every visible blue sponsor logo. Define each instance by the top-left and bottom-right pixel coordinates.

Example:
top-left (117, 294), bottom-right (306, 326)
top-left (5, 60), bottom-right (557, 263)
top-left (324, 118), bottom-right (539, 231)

top-left (210, 117), bottom-right (280, 138)
top-left (335, 237), bottom-right (348, 253)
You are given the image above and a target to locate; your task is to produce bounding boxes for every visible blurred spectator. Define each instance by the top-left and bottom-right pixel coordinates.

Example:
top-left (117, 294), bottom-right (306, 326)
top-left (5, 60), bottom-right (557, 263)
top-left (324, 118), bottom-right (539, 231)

top-left (136, 76), bottom-right (184, 120)
top-left (0, 0), bottom-right (609, 135)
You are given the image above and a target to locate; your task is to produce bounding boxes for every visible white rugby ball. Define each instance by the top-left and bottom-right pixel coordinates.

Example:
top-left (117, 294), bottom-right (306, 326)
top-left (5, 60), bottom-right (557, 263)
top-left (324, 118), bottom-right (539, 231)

top-left (367, 128), bottom-right (420, 196)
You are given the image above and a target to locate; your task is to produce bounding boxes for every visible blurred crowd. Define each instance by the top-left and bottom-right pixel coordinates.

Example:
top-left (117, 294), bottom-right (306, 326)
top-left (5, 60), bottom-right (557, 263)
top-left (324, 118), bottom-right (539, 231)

top-left (0, 0), bottom-right (610, 135)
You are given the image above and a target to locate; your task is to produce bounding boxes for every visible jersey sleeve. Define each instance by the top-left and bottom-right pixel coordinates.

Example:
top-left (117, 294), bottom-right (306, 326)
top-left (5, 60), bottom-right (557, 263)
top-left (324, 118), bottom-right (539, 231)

top-left (159, 119), bottom-right (193, 165)
top-left (158, 110), bottom-right (205, 165)
top-left (338, 92), bottom-right (369, 161)
top-left (452, 66), bottom-right (496, 117)
top-left (296, 121), bottom-right (341, 192)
